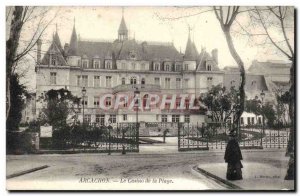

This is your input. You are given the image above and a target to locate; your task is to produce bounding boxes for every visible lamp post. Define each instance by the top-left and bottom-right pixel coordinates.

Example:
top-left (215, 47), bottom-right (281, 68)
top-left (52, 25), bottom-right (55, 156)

top-left (108, 117), bottom-right (112, 155)
top-left (134, 87), bottom-right (140, 150)
top-left (260, 90), bottom-right (265, 136)
top-left (82, 87), bottom-right (87, 124)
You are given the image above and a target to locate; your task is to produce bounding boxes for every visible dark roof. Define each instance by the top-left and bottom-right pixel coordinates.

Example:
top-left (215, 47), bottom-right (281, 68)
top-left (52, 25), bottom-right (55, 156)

top-left (41, 39), bottom-right (67, 66)
top-left (224, 72), bottom-right (268, 91)
top-left (196, 50), bottom-right (220, 71)
top-left (184, 34), bottom-right (198, 61)
top-left (118, 16), bottom-right (128, 34)
top-left (68, 25), bottom-right (78, 56)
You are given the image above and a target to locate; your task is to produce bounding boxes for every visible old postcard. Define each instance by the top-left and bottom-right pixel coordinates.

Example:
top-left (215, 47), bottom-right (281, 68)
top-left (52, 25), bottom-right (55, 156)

top-left (6, 6), bottom-right (295, 191)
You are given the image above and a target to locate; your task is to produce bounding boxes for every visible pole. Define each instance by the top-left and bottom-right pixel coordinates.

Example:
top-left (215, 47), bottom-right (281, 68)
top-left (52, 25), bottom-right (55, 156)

top-left (82, 96), bottom-right (85, 124)
top-left (108, 126), bottom-right (111, 155)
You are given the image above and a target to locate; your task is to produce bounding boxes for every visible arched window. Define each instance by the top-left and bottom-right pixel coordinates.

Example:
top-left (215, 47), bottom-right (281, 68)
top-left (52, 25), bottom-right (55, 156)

top-left (141, 78), bottom-right (145, 85)
top-left (130, 76), bottom-right (137, 85)
top-left (121, 77), bottom-right (126, 85)
top-left (143, 94), bottom-right (149, 109)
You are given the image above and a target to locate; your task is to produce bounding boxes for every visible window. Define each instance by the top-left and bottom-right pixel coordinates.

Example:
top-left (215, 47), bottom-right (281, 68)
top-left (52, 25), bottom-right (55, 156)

top-left (172, 115), bottom-right (180, 123)
top-left (109, 115), bottom-right (116, 123)
top-left (175, 98), bottom-right (181, 108)
top-left (82, 97), bottom-right (88, 106)
top-left (154, 63), bottom-right (159, 71)
top-left (176, 78), bottom-right (181, 89)
top-left (141, 63), bottom-right (145, 70)
top-left (184, 64), bottom-right (188, 70)
top-left (50, 72), bottom-right (56, 85)
top-left (50, 55), bottom-right (56, 65)
top-left (94, 60), bottom-right (100, 69)
top-left (184, 79), bottom-right (189, 88)
top-left (94, 97), bottom-right (100, 107)
top-left (106, 61), bottom-right (112, 69)
top-left (82, 60), bottom-right (89, 69)
top-left (141, 78), bottom-right (146, 85)
top-left (154, 77), bottom-right (160, 86)
top-left (96, 114), bottom-right (105, 126)
top-left (77, 75), bottom-right (81, 86)
top-left (121, 63), bottom-right (126, 70)
top-left (132, 63), bottom-right (136, 70)
top-left (175, 64), bottom-right (181, 71)
top-left (130, 77), bottom-right (137, 85)
top-left (258, 117), bottom-right (262, 124)
top-left (165, 78), bottom-right (171, 89)
top-left (121, 77), bottom-right (126, 85)
top-left (247, 117), bottom-right (251, 125)
top-left (185, 99), bottom-right (189, 109)
top-left (251, 117), bottom-right (255, 125)
top-left (165, 63), bottom-right (170, 71)
top-left (94, 76), bottom-right (100, 87)
top-left (123, 97), bottom-right (128, 108)
top-left (106, 97), bottom-right (111, 107)
top-left (123, 114), bottom-right (127, 121)
top-left (82, 75), bottom-right (88, 87)
top-left (240, 117), bottom-right (244, 125)
top-left (207, 64), bottom-right (212, 71)
top-left (106, 76), bottom-right (112, 87)
top-left (162, 115), bottom-right (168, 122)
top-left (207, 77), bottom-right (213, 89)
top-left (184, 115), bottom-right (190, 123)
top-left (84, 114), bottom-right (91, 123)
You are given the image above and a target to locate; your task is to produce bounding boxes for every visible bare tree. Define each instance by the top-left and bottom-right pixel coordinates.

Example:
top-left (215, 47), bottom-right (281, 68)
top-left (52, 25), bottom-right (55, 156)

top-left (6, 6), bottom-right (59, 121)
top-left (213, 6), bottom-right (246, 134)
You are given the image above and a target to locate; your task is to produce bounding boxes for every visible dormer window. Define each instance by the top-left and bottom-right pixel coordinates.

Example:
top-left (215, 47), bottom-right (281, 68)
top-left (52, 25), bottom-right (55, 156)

top-left (50, 54), bottom-right (56, 66)
top-left (165, 63), bottom-right (170, 71)
top-left (82, 60), bottom-right (89, 69)
top-left (175, 64), bottom-right (181, 72)
top-left (154, 63), bottom-right (160, 71)
top-left (94, 60), bottom-right (100, 69)
top-left (206, 63), bottom-right (212, 71)
top-left (106, 61), bottom-right (112, 69)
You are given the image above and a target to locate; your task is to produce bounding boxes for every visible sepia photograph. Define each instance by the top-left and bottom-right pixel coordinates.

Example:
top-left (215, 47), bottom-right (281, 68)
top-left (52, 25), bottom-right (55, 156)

top-left (5, 5), bottom-right (295, 191)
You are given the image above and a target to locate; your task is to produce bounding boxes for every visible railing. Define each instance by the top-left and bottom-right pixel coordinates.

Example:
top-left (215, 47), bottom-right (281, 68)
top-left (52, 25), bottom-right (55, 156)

top-left (112, 84), bottom-right (161, 93)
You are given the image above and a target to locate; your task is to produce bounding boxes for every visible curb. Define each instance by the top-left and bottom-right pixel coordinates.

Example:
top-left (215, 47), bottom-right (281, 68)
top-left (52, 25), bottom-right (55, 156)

top-left (7, 165), bottom-right (49, 179)
top-left (193, 166), bottom-right (242, 190)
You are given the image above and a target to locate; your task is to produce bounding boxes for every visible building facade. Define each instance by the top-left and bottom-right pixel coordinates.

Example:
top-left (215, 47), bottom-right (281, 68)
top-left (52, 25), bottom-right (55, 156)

top-left (35, 14), bottom-right (224, 126)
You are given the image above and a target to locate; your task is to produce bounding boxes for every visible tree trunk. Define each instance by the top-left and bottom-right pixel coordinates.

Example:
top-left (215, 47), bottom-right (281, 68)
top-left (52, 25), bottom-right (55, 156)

top-left (285, 59), bottom-right (294, 180)
top-left (223, 29), bottom-right (246, 134)
top-left (6, 6), bottom-right (24, 121)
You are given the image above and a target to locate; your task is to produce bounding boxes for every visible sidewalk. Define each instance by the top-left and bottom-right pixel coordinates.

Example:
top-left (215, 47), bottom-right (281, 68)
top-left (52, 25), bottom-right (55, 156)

top-left (197, 159), bottom-right (294, 190)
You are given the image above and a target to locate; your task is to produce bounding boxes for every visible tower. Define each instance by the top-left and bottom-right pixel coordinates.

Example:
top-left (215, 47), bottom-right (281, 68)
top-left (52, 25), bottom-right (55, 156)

top-left (67, 18), bottom-right (81, 66)
top-left (118, 8), bottom-right (128, 41)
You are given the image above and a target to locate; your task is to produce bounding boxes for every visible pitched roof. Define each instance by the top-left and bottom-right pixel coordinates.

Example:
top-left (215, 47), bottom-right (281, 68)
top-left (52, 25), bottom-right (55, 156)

top-left (41, 39), bottom-right (67, 66)
top-left (184, 33), bottom-right (198, 61)
top-left (118, 16), bottom-right (128, 35)
top-left (68, 25), bottom-right (78, 56)
top-left (196, 50), bottom-right (220, 71)
top-left (224, 72), bottom-right (268, 92)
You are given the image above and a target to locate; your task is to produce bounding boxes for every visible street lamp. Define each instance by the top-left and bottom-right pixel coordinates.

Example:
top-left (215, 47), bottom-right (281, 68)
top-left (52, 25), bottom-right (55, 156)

top-left (260, 90), bottom-right (265, 134)
top-left (82, 87), bottom-right (87, 124)
top-left (134, 87), bottom-right (140, 150)
top-left (107, 117), bottom-right (112, 155)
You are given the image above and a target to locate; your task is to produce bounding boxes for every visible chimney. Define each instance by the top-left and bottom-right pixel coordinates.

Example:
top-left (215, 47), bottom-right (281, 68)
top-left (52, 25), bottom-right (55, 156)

top-left (212, 49), bottom-right (218, 64)
top-left (37, 39), bottom-right (42, 64)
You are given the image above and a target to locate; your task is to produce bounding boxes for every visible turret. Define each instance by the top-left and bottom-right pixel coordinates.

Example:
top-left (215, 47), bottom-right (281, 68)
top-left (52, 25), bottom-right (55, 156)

top-left (118, 8), bottom-right (128, 41)
top-left (36, 39), bottom-right (42, 65)
top-left (67, 18), bottom-right (81, 66)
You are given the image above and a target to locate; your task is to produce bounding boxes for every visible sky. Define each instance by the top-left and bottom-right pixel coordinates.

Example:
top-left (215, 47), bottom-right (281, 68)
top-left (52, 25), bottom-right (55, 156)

top-left (11, 6), bottom-right (293, 91)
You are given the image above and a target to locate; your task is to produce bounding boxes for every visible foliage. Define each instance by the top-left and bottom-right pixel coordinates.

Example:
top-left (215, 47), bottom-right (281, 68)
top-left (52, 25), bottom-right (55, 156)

top-left (245, 98), bottom-right (262, 116)
top-left (262, 103), bottom-right (276, 127)
top-left (199, 85), bottom-right (240, 122)
top-left (6, 73), bottom-right (28, 132)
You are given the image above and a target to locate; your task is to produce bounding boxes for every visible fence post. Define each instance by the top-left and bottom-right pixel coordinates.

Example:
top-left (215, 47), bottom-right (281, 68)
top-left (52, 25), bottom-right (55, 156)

top-left (177, 122), bottom-right (180, 150)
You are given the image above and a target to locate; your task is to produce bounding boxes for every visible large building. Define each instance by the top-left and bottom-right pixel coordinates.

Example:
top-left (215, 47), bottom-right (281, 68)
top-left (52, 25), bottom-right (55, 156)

top-left (35, 13), bottom-right (224, 126)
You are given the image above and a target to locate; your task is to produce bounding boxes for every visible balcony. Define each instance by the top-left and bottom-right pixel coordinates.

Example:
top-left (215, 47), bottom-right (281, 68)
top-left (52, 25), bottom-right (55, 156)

top-left (112, 84), bottom-right (161, 93)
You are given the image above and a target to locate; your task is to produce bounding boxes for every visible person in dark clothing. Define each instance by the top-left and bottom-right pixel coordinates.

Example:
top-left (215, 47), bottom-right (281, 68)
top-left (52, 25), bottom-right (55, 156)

top-left (224, 130), bottom-right (243, 180)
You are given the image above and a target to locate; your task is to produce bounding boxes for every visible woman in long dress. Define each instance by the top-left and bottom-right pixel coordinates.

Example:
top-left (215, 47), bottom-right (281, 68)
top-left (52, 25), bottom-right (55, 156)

top-left (224, 131), bottom-right (243, 180)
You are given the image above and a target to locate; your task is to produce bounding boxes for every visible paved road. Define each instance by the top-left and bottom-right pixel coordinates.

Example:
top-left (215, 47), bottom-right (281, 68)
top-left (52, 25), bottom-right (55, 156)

top-left (6, 147), bottom-right (288, 191)
top-left (6, 152), bottom-right (228, 190)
